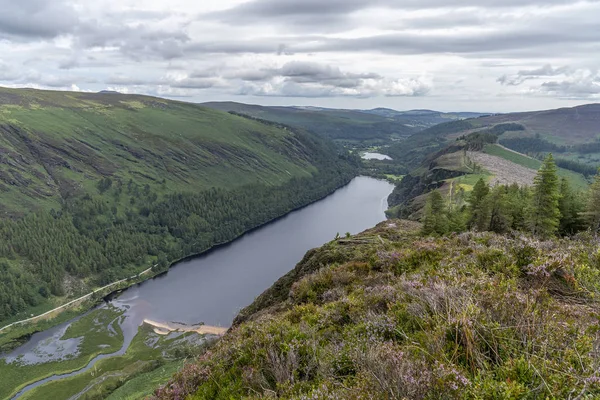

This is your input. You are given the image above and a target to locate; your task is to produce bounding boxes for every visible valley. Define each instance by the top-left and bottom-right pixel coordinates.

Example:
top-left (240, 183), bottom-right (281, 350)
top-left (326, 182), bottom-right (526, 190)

top-left (1, 176), bottom-right (393, 400)
top-left (2, 87), bottom-right (600, 399)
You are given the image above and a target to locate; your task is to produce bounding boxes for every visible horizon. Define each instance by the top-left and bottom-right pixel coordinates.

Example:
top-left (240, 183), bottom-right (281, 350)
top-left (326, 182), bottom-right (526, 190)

top-left (2, 84), bottom-right (599, 115)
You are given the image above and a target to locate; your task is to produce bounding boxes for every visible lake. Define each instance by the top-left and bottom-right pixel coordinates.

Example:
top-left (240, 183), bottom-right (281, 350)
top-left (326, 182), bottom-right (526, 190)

top-left (5, 176), bottom-right (394, 398)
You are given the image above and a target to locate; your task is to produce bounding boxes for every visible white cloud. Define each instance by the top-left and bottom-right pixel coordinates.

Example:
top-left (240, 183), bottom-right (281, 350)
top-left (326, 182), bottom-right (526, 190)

top-left (0, 0), bottom-right (599, 111)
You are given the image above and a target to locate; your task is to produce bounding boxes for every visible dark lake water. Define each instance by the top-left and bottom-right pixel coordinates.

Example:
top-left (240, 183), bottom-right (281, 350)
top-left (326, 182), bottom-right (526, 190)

top-left (5, 176), bottom-right (394, 398)
top-left (117, 176), bottom-right (394, 327)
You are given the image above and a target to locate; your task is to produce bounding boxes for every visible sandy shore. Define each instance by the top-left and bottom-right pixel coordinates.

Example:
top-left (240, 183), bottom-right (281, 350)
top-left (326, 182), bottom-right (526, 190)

top-left (143, 319), bottom-right (228, 336)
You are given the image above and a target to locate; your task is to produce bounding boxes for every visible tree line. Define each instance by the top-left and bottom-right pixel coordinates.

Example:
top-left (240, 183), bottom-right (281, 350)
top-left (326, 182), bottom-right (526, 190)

top-left (0, 154), bottom-right (358, 322)
top-left (423, 154), bottom-right (600, 238)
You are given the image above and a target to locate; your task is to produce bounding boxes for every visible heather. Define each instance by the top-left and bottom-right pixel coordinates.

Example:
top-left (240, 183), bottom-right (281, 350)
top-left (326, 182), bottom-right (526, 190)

top-left (152, 221), bottom-right (600, 399)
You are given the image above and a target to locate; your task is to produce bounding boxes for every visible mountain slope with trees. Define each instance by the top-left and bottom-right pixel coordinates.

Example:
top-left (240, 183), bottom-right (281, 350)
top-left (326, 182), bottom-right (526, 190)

top-left (0, 87), bottom-right (358, 324)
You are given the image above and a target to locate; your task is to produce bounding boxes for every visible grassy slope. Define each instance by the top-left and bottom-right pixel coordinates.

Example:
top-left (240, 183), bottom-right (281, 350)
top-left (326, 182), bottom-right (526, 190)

top-left (476, 103), bottom-right (600, 144)
top-left (484, 144), bottom-right (589, 190)
top-left (0, 88), bottom-right (320, 216)
top-left (152, 221), bottom-right (600, 400)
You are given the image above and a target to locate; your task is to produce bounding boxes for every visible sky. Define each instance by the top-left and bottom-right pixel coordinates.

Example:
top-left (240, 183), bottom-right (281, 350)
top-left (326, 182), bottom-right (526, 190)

top-left (1, 0), bottom-right (599, 112)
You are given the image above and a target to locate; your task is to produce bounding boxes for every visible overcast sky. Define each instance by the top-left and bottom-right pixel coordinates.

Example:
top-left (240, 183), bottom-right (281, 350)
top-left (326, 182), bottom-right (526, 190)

top-left (1, 0), bottom-right (599, 112)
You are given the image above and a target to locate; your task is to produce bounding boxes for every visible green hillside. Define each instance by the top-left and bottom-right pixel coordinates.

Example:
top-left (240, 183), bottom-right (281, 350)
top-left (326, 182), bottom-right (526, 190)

top-left (202, 101), bottom-right (417, 144)
top-left (0, 87), bottom-right (357, 326)
top-left (0, 88), bottom-right (336, 216)
top-left (386, 104), bottom-right (600, 172)
top-left (151, 221), bottom-right (600, 399)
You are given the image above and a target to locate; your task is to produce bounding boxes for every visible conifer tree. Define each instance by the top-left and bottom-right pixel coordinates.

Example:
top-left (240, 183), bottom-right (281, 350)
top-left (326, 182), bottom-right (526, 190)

top-left (527, 154), bottom-right (561, 238)
top-left (469, 178), bottom-right (491, 231)
top-left (586, 169), bottom-right (600, 232)
top-left (422, 190), bottom-right (449, 235)
top-left (558, 178), bottom-right (584, 235)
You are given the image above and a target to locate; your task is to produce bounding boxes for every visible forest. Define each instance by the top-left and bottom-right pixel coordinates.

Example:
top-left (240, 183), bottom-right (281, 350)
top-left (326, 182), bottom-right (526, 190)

top-left (0, 151), bottom-right (358, 322)
top-left (422, 154), bottom-right (600, 238)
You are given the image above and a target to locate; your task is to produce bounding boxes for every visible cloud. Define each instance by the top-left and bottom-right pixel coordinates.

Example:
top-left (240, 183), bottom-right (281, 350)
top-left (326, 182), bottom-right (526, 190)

top-left (208, 0), bottom-right (597, 28)
top-left (529, 69), bottom-right (600, 99)
top-left (235, 61), bottom-right (431, 98)
top-left (498, 64), bottom-right (570, 86)
top-left (0, 0), bottom-right (79, 39)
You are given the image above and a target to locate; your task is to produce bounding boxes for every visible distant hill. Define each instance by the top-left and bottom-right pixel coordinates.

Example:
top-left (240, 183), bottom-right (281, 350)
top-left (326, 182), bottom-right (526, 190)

top-left (386, 103), bottom-right (600, 172)
top-left (201, 102), bottom-right (488, 143)
top-left (361, 108), bottom-right (489, 128)
top-left (201, 102), bottom-right (418, 143)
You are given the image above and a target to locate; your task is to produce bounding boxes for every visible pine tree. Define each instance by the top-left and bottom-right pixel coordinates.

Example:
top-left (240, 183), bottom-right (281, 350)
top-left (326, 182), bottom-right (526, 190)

top-left (527, 154), bottom-right (561, 238)
top-left (586, 169), bottom-right (600, 232)
top-left (422, 190), bottom-right (449, 236)
top-left (558, 178), bottom-right (584, 235)
top-left (469, 178), bottom-right (491, 231)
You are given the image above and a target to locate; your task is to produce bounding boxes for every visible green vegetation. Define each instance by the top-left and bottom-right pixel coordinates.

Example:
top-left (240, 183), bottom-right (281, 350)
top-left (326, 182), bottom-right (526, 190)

top-left (0, 87), bottom-right (357, 324)
top-left (587, 171), bottom-right (600, 231)
top-left (527, 155), bottom-right (561, 238)
top-left (202, 102), bottom-right (417, 144)
top-left (150, 220), bottom-right (600, 399)
top-left (0, 307), bottom-right (124, 400)
top-left (420, 155), bottom-right (598, 239)
top-left (18, 324), bottom-right (212, 400)
top-left (106, 362), bottom-right (184, 400)
top-left (483, 145), bottom-right (589, 189)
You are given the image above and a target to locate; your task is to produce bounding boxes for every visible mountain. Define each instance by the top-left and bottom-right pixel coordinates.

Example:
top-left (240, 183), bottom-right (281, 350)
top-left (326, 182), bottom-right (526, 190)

top-left (0, 87), bottom-right (357, 324)
top-left (362, 108), bottom-right (490, 128)
top-left (0, 89), bottom-right (342, 216)
top-left (151, 220), bottom-right (600, 399)
top-left (387, 103), bottom-right (600, 171)
top-left (201, 102), bottom-right (489, 144)
top-left (201, 102), bottom-right (418, 143)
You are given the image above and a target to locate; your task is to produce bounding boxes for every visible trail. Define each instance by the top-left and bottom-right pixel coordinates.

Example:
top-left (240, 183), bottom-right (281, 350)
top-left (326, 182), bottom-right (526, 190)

top-left (0, 267), bottom-right (154, 333)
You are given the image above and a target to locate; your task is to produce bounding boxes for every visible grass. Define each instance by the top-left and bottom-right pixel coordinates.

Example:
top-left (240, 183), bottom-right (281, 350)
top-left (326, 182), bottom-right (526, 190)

top-left (484, 144), bottom-right (590, 190)
top-left (150, 221), bottom-right (600, 400)
top-left (0, 87), bottom-right (322, 218)
top-left (18, 325), bottom-right (212, 400)
top-left (0, 307), bottom-right (124, 400)
top-left (449, 173), bottom-right (492, 192)
top-left (105, 361), bottom-right (184, 400)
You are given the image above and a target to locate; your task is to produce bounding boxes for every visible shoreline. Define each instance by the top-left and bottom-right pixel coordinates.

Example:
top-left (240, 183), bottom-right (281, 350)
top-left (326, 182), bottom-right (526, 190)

top-left (143, 319), bottom-right (228, 336)
top-left (0, 175), bottom-right (356, 348)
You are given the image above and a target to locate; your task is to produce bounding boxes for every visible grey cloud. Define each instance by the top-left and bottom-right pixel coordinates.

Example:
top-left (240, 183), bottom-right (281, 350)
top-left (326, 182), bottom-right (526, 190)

top-left (234, 61), bottom-right (430, 98)
top-left (177, 17), bottom-right (600, 59)
top-left (105, 75), bottom-right (156, 86)
top-left (498, 64), bottom-right (571, 85)
top-left (74, 22), bottom-right (190, 60)
top-left (208, 0), bottom-right (595, 27)
top-left (169, 78), bottom-right (219, 89)
top-left (0, 0), bottom-right (79, 39)
top-left (534, 70), bottom-right (600, 99)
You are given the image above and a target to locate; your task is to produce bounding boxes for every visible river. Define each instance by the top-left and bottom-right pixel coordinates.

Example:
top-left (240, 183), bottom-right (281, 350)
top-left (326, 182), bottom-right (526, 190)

top-left (4, 176), bottom-right (394, 398)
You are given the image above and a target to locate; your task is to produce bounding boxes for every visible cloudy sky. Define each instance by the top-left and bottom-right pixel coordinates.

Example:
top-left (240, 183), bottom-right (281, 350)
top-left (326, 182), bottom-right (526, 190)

top-left (1, 0), bottom-right (599, 112)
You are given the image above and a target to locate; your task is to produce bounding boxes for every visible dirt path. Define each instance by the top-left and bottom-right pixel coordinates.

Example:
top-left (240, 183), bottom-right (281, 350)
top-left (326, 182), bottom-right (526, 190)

top-left (0, 267), bottom-right (154, 334)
